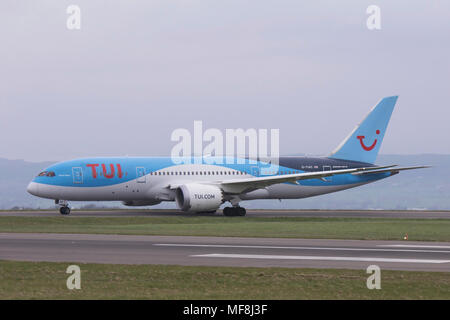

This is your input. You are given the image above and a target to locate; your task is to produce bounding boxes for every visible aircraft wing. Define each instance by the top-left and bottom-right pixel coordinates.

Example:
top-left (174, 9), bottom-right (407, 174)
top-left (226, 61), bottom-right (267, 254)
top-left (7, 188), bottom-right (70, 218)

top-left (351, 165), bottom-right (430, 175)
top-left (216, 165), bottom-right (408, 194)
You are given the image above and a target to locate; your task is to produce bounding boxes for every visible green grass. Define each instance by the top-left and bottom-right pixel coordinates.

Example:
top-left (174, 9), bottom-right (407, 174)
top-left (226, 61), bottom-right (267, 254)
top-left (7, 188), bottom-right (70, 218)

top-left (0, 260), bottom-right (449, 299)
top-left (0, 216), bottom-right (449, 241)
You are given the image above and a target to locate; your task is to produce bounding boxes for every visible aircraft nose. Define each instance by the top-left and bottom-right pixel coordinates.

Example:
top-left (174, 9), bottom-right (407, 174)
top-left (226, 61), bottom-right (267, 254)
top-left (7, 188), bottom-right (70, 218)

top-left (27, 182), bottom-right (40, 196)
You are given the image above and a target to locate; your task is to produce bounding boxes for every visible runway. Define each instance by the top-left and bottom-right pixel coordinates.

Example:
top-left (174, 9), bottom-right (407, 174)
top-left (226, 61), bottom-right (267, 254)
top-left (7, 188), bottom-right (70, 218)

top-left (1, 233), bottom-right (449, 272)
top-left (1, 209), bottom-right (450, 219)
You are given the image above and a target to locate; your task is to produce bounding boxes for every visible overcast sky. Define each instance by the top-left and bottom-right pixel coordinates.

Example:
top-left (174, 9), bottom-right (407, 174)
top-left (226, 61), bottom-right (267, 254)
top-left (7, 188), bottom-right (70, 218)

top-left (1, 0), bottom-right (449, 162)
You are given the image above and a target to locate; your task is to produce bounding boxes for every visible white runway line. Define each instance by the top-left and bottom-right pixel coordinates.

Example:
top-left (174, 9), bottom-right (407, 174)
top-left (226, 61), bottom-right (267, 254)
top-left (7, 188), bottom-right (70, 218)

top-left (190, 253), bottom-right (450, 264)
top-left (378, 245), bottom-right (450, 249)
top-left (155, 243), bottom-right (450, 253)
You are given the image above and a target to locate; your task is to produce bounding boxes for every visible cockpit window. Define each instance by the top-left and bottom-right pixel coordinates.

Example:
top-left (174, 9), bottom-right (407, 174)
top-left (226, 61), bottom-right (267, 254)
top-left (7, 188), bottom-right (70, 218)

top-left (37, 171), bottom-right (55, 177)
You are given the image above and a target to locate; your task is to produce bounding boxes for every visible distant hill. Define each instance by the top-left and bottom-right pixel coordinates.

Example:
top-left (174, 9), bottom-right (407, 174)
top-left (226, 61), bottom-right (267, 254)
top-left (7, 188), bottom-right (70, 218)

top-left (0, 155), bottom-right (448, 210)
top-left (0, 158), bottom-right (54, 209)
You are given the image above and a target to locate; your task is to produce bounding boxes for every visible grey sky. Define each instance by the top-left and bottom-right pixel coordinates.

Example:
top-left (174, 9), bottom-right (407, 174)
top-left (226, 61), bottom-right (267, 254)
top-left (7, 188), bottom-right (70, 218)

top-left (1, 0), bottom-right (449, 162)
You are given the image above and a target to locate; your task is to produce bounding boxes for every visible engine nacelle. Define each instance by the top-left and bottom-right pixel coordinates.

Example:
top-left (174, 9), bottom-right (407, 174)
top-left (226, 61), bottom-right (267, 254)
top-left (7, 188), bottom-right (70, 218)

top-left (175, 184), bottom-right (223, 212)
top-left (122, 200), bottom-right (162, 207)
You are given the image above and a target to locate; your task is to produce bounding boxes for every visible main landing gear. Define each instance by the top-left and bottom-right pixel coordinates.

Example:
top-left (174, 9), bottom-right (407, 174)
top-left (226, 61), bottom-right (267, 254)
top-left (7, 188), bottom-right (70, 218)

top-left (55, 200), bottom-right (71, 215)
top-left (223, 206), bottom-right (246, 217)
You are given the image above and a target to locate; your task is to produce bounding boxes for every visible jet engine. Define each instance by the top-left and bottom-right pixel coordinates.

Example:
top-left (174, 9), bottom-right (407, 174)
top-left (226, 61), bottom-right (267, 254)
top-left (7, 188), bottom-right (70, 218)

top-left (175, 183), bottom-right (224, 212)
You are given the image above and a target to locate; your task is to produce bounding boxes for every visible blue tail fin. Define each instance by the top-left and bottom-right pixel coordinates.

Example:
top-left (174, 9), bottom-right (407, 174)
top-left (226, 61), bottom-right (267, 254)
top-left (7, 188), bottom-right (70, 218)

top-left (329, 96), bottom-right (398, 164)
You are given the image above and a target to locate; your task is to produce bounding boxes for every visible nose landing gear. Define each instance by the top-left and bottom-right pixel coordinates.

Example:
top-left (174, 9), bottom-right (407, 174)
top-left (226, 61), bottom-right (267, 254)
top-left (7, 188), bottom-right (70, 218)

top-left (55, 200), bottom-right (71, 215)
top-left (59, 206), bottom-right (71, 215)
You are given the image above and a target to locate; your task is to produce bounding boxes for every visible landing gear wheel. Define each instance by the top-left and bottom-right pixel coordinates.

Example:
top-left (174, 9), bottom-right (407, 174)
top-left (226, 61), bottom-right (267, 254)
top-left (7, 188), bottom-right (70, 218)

top-left (223, 207), bottom-right (234, 217)
top-left (237, 207), bottom-right (246, 216)
top-left (223, 207), bottom-right (246, 217)
top-left (59, 206), bottom-right (70, 215)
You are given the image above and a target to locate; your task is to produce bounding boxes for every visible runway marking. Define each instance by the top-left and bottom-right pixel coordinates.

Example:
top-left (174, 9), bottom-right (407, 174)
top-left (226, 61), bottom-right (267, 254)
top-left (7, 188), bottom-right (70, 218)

top-left (379, 245), bottom-right (450, 249)
top-left (191, 253), bottom-right (450, 264)
top-left (155, 243), bottom-right (450, 253)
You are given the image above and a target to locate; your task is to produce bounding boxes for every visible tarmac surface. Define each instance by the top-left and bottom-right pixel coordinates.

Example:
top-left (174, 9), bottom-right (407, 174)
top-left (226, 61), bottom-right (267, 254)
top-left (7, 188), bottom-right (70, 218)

top-left (1, 233), bottom-right (449, 272)
top-left (1, 209), bottom-right (450, 219)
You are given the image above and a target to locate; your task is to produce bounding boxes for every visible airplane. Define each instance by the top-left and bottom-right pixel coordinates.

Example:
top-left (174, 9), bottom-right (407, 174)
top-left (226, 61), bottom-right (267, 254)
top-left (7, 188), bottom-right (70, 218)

top-left (27, 96), bottom-right (428, 216)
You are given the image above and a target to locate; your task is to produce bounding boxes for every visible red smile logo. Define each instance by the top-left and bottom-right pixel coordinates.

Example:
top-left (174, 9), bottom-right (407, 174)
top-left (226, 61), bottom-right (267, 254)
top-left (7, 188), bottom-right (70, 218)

top-left (357, 130), bottom-right (380, 151)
